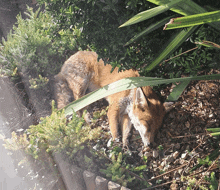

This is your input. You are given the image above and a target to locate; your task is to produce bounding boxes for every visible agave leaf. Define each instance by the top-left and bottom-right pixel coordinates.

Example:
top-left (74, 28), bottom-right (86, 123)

top-left (164, 10), bottom-right (220, 30)
top-left (125, 16), bottom-right (172, 46)
top-left (147, 0), bottom-right (206, 16)
top-left (145, 26), bottom-right (198, 72)
top-left (119, 0), bottom-right (184, 28)
top-left (64, 73), bottom-right (220, 116)
top-left (209, 132), bottom-right (220, 136)
top-left (207, 128), bottom-right (220, 132)
top-left (147, 0), bottom-right (220, 31)
top-left (166, 80), bottom-right (190, 101)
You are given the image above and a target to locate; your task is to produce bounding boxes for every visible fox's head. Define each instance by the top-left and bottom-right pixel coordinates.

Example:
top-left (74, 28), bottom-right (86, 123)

top-left (131, 87), bottom-right (172, 146)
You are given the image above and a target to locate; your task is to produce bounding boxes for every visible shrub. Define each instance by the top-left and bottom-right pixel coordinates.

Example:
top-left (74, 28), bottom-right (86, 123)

top-left (0, 6), bottom-right (83, 77)
top-left (3, 101), bottom-right (103, 160)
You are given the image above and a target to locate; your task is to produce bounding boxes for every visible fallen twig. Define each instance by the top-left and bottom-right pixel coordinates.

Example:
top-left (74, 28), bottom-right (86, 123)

top-left (147, 163), bottom-right (187, 182)
top-left (142, 180), bottom-right (175, 190)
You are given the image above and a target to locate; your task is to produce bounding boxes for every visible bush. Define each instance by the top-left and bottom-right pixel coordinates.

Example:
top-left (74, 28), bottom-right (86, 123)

top-left (3, 101), bottom-right (103, 160)
top-left (0, 6), bottom-right (83, 77)
top-left (37, 0), bottom-right (165, 72)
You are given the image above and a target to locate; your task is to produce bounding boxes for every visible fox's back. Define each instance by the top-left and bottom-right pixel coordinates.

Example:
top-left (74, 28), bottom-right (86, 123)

top-left (61, 51), bottom-right (139, 88)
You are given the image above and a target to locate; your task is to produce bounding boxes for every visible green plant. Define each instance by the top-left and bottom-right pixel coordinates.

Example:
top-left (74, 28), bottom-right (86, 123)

top-left (205, 172), bottom-right (218, 190)
top-left (4, 101), bottom-right (102, 160)
top-left (158, 145), bottom-right (163, 151)
top-left (100, 150), bottom-right (150, 189)
top-left (0, 6), bottom-right (82, 78)
top-left (29, 74), bottom-right (49, 89)
top-left (37, 0), bottom-right (171, 72)
top-left (91, 106), bottom-right (108, 124)
top-left (121, 0), bottom-right (220, 74)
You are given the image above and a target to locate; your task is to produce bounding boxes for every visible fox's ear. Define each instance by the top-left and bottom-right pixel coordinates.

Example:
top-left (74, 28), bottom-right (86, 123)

top-left (135, 87), bottom-right (148, 107)
top-left (163, 102), bottom-right (174, 113)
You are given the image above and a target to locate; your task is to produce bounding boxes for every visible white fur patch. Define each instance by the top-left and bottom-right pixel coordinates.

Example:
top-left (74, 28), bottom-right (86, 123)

top-left (128, 109), bottom-right (150, 146)
top-left (121, 89), bottom-right (150, 146)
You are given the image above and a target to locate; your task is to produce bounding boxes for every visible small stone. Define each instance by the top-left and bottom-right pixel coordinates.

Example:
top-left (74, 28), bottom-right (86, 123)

top-left (143, 146), bottom-right (151, 152)
top-left (153, 150), bottom-right (159, 158)
top-left (166, 156), bottom-right (174, 164)
top-left (108, 181), bottom-right (121, 190)
top-left (138, 151), bottom-right (143, 157)
top-left (173, 151), bottom-right (179, 159)
top-left (181, 152), bottom-right (188, 159)
top-left (144, 152), bottom-right (152, 158)
top-left (185, 121), bottom-right (190, 128)
top-left (178, 169), bottom-right (183, 174)
top-left (160, 160), bottom-right (166, 167)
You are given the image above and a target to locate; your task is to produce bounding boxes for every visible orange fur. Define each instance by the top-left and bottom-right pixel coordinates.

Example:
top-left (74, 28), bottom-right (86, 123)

top-left (54, 51), bottom-right (171, 147)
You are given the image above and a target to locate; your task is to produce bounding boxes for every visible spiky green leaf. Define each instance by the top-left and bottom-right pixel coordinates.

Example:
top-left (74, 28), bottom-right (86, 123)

top-left (164, 10), bottom-right (220, 30)
top-left (125, 16), bottom-right (172, 46)
top-left (64, 74), bottom-right (220, 116)
top-left (167, 80), bottom-right (190, 101)
top-left (145, 26), bottom-right (198, 72)
top-left (119, 0), bottom-right (184, 27)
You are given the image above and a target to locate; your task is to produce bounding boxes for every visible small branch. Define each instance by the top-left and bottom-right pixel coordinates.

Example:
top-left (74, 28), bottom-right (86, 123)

top-left (147, 163), bottom-right (187, 182)
top-left (163, 46), bottom-right (198, 63)
top-left (171, 132), bottom-right (206, 139)
top-left (142, 180), bottom-right (174, 190)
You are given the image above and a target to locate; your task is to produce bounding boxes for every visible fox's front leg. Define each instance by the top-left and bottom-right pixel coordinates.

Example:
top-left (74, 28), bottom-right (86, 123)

top-left (121, 114), bottom-right (132, 148)
top-left (107, 104), bottom-right (120, 141)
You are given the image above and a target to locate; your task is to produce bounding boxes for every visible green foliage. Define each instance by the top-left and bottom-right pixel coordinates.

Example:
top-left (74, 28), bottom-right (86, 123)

top-left (205, 172), bottom-right (218, 190)
top-left (157, 145), bottom-right (163, 151)
top-left (91, 106), bottom-right (109, 124)
top-left (100, 152), bottom-right (135, 187)
top-left (29, 74), bottom-right (49, 89)
top-left (37, 0), bottom-right (167, 72)
top-left (35, 0), bottom-right (220, 79)
top-left (100, 150), bottom-right (149, 189)
top-left (4, 101), bottom-right (102, 160)
top-left (0, 6), bottom-right (82, 77)
top-left (164, 10), bottom-right (220, 30)
top-left (121, 0), bottom-right (220, 76)
top-left (182, 172), bottom-right (218, 190)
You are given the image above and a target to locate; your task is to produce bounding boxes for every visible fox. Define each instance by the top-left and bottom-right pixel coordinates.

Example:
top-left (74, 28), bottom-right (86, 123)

top-left (54, 51), bottom-right (172, 147)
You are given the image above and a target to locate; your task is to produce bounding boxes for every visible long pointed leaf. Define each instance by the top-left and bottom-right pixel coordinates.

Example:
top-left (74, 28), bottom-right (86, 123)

top-left (125, 16), bottom-right (173, 46)
top-left (164, 10), bottom-right (220, 30)
top-left (166, 80), bottom-right (190, 101)
top-left (207, 128), bottom-right (220, 132)
top-left (147, 0), bottom-right (206, 16)
top-left (145, 26), bottom-right (198, 72)
top-left (64, 73), bottom-right (220, 115)
top-left (147, 0), bottom-right (220, 31)
top-left (119, 0), bottom-right (184, 27)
